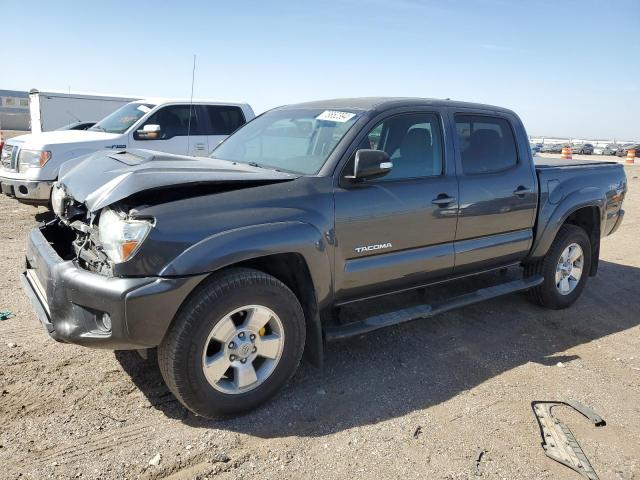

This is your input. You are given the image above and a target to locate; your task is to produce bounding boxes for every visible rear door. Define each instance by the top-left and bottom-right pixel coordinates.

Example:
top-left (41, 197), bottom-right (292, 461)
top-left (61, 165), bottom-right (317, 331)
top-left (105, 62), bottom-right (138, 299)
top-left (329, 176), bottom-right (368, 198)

top-left (333, 109), bottom-right (459, 302)
top-left (128, 104), bottom-right (209, 156)
top-left (201, 105), bottom-right (247, 153)
top-left (451, 111), bottom-right (537, 274)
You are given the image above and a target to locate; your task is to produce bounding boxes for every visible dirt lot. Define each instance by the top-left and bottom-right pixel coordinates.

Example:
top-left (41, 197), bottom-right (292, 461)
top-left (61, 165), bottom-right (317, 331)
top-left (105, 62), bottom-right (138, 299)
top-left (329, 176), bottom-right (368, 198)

top-left (0, 165), bottom-right (639, 480)
top-left (0, 130), bottom-right (29, 142)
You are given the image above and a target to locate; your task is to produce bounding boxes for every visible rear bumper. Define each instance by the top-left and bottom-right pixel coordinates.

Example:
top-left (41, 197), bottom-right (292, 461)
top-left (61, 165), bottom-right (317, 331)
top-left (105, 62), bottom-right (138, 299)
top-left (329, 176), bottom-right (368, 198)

top-left (0, 174), bottom-right (53, 205)
top-left (21, 225), bottom-right (206, 350)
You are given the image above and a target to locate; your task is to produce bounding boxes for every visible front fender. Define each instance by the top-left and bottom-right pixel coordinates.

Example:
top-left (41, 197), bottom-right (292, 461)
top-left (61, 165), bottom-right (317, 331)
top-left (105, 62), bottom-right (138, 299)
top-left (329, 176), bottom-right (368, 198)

top-left (159, 221), bottom-right (333, 309)
top-left (530, 186), bottom-right (604, 259)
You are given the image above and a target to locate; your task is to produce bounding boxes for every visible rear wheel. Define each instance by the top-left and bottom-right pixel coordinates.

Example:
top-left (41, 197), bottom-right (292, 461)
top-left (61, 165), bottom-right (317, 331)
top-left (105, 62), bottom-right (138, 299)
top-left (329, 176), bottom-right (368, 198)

top-left (158, 268), bottom-right (306, 418)
top-left (525, 224), bottom-right (591, 309)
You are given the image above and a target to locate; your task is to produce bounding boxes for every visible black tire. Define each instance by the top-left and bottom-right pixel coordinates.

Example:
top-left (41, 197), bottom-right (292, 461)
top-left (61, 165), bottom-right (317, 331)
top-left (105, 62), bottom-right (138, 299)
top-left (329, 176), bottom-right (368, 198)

top-left (525, 224), bottom-right (591, 309)
top-left (158, 268), bottom-right (306, 418)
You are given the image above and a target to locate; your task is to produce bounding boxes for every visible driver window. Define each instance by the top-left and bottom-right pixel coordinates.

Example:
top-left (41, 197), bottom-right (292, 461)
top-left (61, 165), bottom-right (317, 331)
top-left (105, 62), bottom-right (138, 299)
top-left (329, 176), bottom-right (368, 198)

top-left (355, 112), bottom-right (443, 180)
top-left (141, 105), bottom-right (201, 139)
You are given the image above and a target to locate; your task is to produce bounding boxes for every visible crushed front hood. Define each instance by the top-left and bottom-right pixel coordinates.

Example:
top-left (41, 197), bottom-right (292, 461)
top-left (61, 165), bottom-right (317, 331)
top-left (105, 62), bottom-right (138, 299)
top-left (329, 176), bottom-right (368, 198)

top-left (58, 149), bottom-right (298, 212)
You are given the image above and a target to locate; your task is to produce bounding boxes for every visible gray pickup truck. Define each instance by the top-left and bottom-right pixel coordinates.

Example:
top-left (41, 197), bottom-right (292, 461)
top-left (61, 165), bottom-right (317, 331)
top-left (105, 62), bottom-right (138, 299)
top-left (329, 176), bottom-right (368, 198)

top-left (21, 98), bottom-right (627, 417)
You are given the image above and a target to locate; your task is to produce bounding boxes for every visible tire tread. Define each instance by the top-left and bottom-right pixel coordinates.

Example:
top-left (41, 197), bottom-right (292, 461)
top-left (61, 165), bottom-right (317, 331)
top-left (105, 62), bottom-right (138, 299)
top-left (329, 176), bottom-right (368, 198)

top-left (525, 224), bottom-right (591, 309)
top-left (158, 267), bottom-right (305, 417)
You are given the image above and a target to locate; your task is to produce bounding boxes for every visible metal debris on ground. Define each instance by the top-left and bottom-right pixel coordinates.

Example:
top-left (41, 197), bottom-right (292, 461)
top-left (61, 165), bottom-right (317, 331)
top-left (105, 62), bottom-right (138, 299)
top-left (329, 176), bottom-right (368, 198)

top-left (0, 311), bottom-right (15, 321)
top-left (474, 448), bottom-right (487, 476)
top-left (531, 400), bottom-right (606, 480)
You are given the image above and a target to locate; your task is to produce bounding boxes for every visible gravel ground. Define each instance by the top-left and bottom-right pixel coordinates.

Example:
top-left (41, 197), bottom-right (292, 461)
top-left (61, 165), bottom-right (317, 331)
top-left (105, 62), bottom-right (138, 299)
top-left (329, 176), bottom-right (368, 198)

top-left (0, 130), bottom-right (29, 142)
top-left (0, 164), bottom-right (639, 480)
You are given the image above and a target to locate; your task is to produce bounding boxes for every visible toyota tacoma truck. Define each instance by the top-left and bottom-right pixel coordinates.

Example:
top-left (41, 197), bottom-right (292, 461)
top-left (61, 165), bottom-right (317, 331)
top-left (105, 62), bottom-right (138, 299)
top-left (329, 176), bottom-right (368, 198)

top-left (20, 98), bottom-right (627, 418)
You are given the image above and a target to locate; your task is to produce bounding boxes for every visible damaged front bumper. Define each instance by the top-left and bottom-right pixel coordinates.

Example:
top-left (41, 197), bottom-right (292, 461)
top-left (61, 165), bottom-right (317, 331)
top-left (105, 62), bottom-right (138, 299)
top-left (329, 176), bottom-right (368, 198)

top-left (21, 224), bottom-right (206, 350)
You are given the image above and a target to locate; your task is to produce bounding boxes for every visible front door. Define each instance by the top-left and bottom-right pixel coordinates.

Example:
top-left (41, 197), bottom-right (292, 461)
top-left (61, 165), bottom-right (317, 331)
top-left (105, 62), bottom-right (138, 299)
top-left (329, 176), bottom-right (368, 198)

top-left (129, 104), bottom-right (210, 156)
top-left (452, 112), bottom-right (537, 274)
top-left (333, 111), bottom-right (459, 302)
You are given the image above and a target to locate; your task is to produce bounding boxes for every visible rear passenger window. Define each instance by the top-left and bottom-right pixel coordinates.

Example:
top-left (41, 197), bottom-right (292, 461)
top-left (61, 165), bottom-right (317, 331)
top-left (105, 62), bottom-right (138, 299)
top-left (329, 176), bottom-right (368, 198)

top-left (204, 106), bottom-right (246, 135)
top-left (455, 115), bottom-right (518, 174)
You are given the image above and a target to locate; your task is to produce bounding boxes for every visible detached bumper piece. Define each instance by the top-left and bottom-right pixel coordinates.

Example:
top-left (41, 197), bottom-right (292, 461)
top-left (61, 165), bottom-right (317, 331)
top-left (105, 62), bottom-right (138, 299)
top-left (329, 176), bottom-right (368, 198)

top-left (532, 400), bottom-right (606, 480)
top-left (20, 224), bottom-right (206, 350)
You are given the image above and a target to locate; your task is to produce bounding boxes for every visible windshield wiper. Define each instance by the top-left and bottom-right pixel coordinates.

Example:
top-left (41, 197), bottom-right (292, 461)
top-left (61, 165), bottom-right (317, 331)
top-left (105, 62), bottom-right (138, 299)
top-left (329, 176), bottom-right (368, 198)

top-left (91, 125), bottom-right (106, 132)
top-left (211, 158), bottom-right (288, 174)
top-left (247, 162), bottom-right (285, 172)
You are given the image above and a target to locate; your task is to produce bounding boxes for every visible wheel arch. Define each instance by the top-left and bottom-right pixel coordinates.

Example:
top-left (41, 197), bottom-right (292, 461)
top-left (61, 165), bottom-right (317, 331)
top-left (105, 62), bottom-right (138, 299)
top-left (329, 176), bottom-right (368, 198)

top-left (562, 206), bottom-right (601, 275)
top-left (233, 253), bottom-right (324, 367)
top-left (159, 221), bottom-right (332, 367)
top-left (530, 192), bottom-right (604, 276)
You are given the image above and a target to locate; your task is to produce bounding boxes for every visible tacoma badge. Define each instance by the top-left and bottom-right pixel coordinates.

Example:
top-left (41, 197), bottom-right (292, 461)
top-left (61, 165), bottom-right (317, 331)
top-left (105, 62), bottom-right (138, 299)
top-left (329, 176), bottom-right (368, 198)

top-left (354, 243), bottom-right (392, 253)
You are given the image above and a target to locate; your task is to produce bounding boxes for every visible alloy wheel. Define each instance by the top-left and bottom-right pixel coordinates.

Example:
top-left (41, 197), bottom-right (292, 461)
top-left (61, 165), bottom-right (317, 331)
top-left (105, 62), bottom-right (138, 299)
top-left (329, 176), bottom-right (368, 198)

top-left (555, 243), bottom-right (584, 295)
top-left (201, 305), bottom-right (285, 394)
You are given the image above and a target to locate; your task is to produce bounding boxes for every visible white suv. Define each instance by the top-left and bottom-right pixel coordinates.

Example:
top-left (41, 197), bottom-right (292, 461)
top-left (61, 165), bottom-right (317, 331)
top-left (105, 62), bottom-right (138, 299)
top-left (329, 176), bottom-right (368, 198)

top-left (0, 99), bottom-right (254, 206)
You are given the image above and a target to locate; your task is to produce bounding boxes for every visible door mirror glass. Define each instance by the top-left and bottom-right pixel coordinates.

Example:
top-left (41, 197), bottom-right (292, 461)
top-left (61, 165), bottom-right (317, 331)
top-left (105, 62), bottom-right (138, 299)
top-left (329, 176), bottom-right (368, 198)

top-left (346, 149), bottom-right (392, 181)
top-left (135, 124), bottom-right (161, 140)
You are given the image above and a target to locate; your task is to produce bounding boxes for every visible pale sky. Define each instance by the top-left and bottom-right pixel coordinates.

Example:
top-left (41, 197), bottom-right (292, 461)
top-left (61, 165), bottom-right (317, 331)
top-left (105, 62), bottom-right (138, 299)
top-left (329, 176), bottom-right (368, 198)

top-left (3, 0), bottom-right (639, 139)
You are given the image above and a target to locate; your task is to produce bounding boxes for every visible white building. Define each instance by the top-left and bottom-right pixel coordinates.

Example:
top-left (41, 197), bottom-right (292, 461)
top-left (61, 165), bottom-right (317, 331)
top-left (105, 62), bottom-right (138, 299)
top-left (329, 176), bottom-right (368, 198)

top-left (0, 89), bottom-right (29, 131)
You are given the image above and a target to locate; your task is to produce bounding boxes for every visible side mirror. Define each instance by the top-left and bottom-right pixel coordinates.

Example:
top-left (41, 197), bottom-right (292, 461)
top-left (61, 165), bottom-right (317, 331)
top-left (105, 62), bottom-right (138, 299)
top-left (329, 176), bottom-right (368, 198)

top-left (135, 124), bottom-right (161, 140)
top-left (345, 149), bottom-right (392, 181)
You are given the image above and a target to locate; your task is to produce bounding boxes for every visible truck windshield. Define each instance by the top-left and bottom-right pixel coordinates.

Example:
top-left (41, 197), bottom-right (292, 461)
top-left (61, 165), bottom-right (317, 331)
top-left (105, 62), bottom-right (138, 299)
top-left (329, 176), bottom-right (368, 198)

top-left (88, 103), bottom-right (156, 134)
top-left (209, 108), bottom-right (361, 174)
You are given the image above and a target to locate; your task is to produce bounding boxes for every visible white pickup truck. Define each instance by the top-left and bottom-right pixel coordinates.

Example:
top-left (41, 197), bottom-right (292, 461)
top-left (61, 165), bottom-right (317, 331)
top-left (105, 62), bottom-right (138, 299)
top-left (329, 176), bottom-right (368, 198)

top-left (0, 99), bottom-right (254, 206)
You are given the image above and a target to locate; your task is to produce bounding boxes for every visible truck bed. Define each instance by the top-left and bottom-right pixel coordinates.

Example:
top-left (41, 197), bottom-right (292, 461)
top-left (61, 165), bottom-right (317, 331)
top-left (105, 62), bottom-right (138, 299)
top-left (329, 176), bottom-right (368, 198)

top-left (534, 158), bottom-right (619, 169)
top-left (531, 157), bottom-right (626, 257)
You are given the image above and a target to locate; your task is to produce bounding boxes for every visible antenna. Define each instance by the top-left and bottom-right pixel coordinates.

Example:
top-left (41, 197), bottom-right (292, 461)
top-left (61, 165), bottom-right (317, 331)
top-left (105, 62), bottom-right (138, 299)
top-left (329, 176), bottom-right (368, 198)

top-left (68, 85), bottom-right (73, 128)
top-left (65, 110), bottom-right (81, 122)
top-left (186, 54), bottom-right (196, 156)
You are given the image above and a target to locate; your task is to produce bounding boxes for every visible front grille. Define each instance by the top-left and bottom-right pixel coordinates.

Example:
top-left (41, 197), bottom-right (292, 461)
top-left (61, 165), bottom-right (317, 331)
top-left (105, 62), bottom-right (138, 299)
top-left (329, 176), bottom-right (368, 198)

top-left (0, 144), bottom-right (18, 171)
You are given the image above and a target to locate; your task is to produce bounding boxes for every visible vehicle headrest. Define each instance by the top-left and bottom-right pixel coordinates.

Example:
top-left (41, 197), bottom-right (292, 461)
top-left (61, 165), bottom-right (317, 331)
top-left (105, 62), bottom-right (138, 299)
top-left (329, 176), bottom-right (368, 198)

top-left (400, 128), bottom-right (432, 156)
top-left (469, 129), bottom-right (501, 155)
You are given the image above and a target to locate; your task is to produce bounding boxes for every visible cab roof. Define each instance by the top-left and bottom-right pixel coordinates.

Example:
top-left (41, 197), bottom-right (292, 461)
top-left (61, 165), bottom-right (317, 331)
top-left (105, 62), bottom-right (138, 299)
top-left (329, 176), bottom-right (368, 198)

top-left (282, 97), bottom-right (515, 115)
top-left (133, 98), bottom-right (251, 108)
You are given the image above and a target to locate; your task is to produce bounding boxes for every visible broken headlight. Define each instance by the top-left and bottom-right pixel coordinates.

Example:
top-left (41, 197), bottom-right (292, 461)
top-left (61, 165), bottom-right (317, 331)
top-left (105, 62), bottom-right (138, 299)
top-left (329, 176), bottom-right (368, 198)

top-left (98, 207), bottom-right (153, 263)
top-left (50, 183), bottom-right (66, 217)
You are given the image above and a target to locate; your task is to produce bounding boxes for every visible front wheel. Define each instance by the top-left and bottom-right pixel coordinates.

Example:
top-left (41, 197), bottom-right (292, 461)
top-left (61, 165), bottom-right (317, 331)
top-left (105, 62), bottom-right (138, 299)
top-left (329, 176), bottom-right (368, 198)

top-left (525, 224), bottom-right (591, 309)
top-left (158, 268), bottom-right (306, 418)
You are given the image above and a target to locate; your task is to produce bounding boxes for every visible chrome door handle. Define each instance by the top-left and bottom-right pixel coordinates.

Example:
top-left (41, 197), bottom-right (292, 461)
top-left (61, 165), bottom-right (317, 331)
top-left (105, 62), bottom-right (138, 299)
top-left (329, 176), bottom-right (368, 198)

top-left (432, 195), bottom-right (456, 206)
top-left (513, 186), bottom-right (533, 197)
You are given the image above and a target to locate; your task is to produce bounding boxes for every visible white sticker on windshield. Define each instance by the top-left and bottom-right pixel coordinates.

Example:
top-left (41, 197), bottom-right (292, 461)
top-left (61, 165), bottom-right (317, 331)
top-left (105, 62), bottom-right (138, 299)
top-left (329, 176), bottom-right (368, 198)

top-left (137, 105), bottom-right (152, 113)
top-left (316, 110), bottom-right (356, 123)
